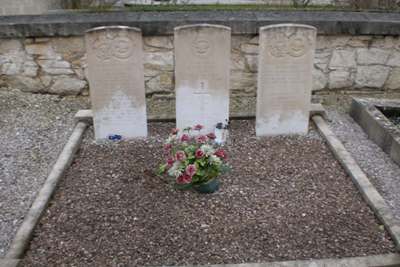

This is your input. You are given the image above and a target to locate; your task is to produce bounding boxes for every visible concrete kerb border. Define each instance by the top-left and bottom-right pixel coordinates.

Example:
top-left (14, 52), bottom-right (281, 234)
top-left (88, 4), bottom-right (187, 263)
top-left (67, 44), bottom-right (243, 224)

top-left (3, 121), bottom-right (88, 262)
top-left (4, 108), bottom-right (400, 267)
top-left (312, 115), bottom-right (400, 251)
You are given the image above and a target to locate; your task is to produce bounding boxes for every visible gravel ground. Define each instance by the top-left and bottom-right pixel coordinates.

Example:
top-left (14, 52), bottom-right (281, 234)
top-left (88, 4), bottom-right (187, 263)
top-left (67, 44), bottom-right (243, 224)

top-left (22, 121), bottom-right (394, 267)
top-left (0, 89), bottom-right (89, 257)
top-left (327, 107), bottom-right (400, 221)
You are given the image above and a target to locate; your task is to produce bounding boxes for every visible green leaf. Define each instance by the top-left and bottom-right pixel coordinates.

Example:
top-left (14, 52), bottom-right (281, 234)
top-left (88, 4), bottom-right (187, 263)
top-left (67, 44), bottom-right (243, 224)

top-left (157, 164), bottom-right (167, 175)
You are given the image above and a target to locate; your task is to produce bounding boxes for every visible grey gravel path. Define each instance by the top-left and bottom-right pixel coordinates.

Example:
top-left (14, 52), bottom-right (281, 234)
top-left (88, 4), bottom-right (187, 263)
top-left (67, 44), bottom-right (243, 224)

top-left (327, 107), bottom-right (400, 221)
top-left (0, 89), bottom-right (89, 257)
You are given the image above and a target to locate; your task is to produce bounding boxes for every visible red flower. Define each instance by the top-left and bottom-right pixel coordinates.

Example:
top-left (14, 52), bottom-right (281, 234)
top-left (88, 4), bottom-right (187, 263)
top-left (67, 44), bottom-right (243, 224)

top-left (175, 150), bottom-right (186, 161)
top-left (214, 149), bottom-right (227, 160)
top-left (207, 133), bottom-right (216, 140)
top-left (180, 134), bottom-right (190, 142)
top-left (193, 124), bottom-right (204, 131)
top-left (167, 157), bottom-right (175, 167)
top-left (195, 149), bottom-right (205, 159)
top-left (185, 164), bottom-right (197, 177)
top-left (176, 174), bottom-right (192, 184)
top-left (164, 143), bottom-right (172, 151)
top-left (196, 135), bottom-right (207, 144)
top-left (171, 128), bottom-right (179, 135)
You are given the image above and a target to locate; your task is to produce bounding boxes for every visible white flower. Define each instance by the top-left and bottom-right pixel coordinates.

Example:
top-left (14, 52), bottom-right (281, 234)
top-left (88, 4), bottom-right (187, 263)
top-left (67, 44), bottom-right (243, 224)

top-left (209, 155), bottom-right (222, 165)
top-left (167, 161), bottom-right (183, 178)
top-left (201, 144), bottom-right (215, 156)
top-left (166, 135), bottom-right (177, 144)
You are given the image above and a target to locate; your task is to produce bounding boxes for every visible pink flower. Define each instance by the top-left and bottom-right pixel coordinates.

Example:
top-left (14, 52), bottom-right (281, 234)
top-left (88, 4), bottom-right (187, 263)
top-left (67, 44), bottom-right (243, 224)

top-left (171, 128), bottom-right (179, 135)
top-left (167, 157), bottom-right (175, 167)
top-left (214, 149), bottom-right (227, 160)
top-left (193, 124), bottom-right (204, 131)
top-left (164, 143), bottom-right (172, 151)
top-left (196, 135), bottom-right (207, 144)
top-left (180, 134), bottom-right (190, 142)
top-left (185, 164), bottom-right (197, 177)
top-left (175, 150), bottom-right (186, 161)
top-left (195, 149), bottom-right (205, 159)
top-left (176, 174), bottom-right (192, 184)
top-left (207, 133), bottom-right (216, 140)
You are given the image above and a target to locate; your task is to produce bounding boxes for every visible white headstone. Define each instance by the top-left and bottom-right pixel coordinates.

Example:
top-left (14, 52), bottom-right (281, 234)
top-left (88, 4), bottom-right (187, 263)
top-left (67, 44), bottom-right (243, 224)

top-left (85, 26), bottom-right (147, 140)
top-left (256, 24), bottom-right (317, 136)
top-left (174, 24), bottom-right (231, 133)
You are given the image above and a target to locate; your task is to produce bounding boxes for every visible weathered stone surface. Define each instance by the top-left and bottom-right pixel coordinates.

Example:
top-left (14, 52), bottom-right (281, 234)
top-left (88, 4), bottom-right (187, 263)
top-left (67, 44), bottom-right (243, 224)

top-left (347, 36), bottom-right (372, 48)
top-left (240, 43), bottom-right (258, 54)
top-left (385, 68), bottom-right (400, 90)
top-left (174, 24), bottom-right (231, 133)
top-left (256, 24), bottom-right (316, 136)
top-left (25, 42), bottom-right (60, 60)
top-left (86, 26), bottom-right (148, 139)
top-left (329, 49), bottom-right (356, 69)
top-left (329, 69), bottom-right (353, 89)
top-left (144, 36), bottom-right (173, 51)
top-left (317, 36), bottom-right (350, 50)
top-left (245, 54), bottom-right (258, 73)
top-left (9, 76), bottom-right (44, 93)
top-left (22, 61), bottom-right (39, 77)
top-left (145, 72), bottom-right (173, 93)
top-left (355, 65), bottom-right (391, 88)
top-left (313, 68), bottom-right (328, 91)
top-left (356, 48), bottom-right (390, 65)
top-left (144, 51), bottom-right (173, 71)
top-left (38, 59), bottom-right (74, 75)
top-left (49, 75), bottom-right (87, 95)
top-left (0, 40), bottom-right (23, 53)
top-left (314, 51), bottom-right (331, 72)
top-left (387, 51), bottom-right (400, 67)
top-left (231, 71), bottom-right (256, 92)
top-left (231, 52), bottom-right (246, 71)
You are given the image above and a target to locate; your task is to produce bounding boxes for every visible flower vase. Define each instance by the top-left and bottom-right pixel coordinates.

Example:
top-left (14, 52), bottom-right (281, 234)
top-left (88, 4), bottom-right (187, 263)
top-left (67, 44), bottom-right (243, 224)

top-left (194, 178), bottom-right (220, 194)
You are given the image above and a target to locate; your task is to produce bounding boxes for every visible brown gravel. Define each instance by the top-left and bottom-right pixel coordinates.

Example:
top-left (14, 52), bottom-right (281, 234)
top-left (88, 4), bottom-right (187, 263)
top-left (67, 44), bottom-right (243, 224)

top-left (22, 120), bottom-right (395, 267)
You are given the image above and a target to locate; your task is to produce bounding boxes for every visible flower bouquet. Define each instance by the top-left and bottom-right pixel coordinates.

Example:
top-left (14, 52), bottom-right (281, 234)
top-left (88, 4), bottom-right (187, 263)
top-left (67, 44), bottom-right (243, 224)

top-left (158, 124), bottom-right (230, 193)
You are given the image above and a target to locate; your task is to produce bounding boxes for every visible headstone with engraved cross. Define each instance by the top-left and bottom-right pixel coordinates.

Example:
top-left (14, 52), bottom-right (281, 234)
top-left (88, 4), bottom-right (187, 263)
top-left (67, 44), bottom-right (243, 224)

top-left (174, 24), bottom-right (231, 134)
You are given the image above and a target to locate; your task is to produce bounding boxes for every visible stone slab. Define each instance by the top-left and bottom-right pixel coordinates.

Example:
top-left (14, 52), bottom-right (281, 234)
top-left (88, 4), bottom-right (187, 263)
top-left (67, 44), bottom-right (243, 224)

top-left (85, 26), bottom-right (147, 140)
top-left (174, 24), bottom-right (231, 133)
top-left (1, 11), bottom-right (400, 38)
top-left (256, 24), bottom-right (316, 136)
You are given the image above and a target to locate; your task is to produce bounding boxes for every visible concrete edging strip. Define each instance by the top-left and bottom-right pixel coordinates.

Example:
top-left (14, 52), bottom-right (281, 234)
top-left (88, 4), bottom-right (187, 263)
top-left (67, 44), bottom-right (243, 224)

top-left (312, 115), bottom-right (400, 250)
top-left (4, 121), bottom-right (88, 260)
top-left (171, 253), bottom-right (400, 267)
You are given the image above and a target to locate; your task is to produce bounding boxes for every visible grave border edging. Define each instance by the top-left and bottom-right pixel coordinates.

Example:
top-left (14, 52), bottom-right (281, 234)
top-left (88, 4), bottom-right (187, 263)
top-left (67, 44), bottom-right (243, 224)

top-left (3, 121), bottom-right (88, 261)
top-left (349, 97), bottom-right (400, 166)
top-left (6, 111), bottom-right (400, 267)
top-left (312, 115), bottom-right (400, 251)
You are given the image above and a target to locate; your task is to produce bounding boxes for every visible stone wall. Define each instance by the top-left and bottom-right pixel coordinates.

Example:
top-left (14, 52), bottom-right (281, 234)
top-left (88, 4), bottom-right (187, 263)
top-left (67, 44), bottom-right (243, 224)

top-left (0, 0), bottom-right (62, 15)
top-left (1, 34), bottom-right (399, 115)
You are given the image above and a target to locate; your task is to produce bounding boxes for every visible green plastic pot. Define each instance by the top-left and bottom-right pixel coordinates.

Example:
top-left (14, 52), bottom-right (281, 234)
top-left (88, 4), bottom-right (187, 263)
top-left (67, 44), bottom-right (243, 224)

top-left (194, 178), bottom-right (220, 194)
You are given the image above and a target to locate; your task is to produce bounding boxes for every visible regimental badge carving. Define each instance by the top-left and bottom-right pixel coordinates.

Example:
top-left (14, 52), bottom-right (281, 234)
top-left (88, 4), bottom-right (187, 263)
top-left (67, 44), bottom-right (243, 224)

top-left (266, 30), bottom-right (313, 58)
top-left (192, 32), bottom-right (212, 57)
top-left (91, 30), bottom-right (135, 61)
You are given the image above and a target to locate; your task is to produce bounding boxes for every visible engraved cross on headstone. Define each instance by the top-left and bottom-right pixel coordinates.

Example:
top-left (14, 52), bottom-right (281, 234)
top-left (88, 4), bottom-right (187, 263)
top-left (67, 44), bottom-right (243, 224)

top-left (193, 80), bottom-right (211, 127)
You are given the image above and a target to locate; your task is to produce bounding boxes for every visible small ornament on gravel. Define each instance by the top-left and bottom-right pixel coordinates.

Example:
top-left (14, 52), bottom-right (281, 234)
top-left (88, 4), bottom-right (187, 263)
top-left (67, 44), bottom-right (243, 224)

top-left (158, 124), bottom-right (231, 193)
